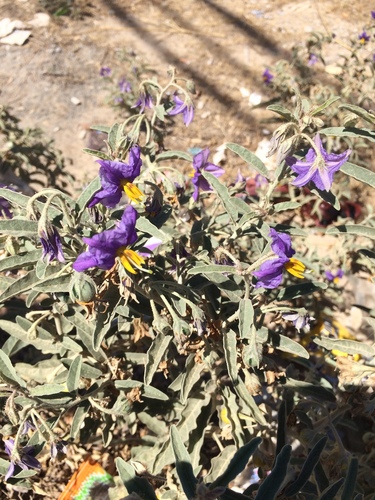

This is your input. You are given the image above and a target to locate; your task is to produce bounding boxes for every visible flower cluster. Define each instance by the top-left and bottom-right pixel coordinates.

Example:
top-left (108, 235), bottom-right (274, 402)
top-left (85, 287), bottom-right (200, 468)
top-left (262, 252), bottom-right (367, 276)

top-left (254, 229), bottom-right (305, 289)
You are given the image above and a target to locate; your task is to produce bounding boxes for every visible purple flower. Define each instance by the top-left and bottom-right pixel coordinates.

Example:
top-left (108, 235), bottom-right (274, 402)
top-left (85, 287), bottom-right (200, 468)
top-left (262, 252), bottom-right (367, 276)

top-left (100, 67), bottom-right (111, 77)
top-left (73, 206), bottom-right (144, 274)
top-left (50, 440), bottom-right (68, 459)
top-left (191, 149), bottom-right (224, 201)
top-left (254, 229), bottom-right (305, 289)
top-left (88, 146), bottom-right (143, 207)
top-left (308, 53), bottom-right (318, 66)
top-left (358, 31), bottom-right (370, 44)
top-left (168, 95), bottom-right (194, 126)
top-left (119, 77), bottom-right (132, 93)
top-left (262, 68), bottom-right (274, 84)
top-left (285, 134), bottom-right (351, 192)
top-left (325, 268), bottom-right (344, 283)
top-left (4, 439), bottom-right (41, 481)
top-left (372, 11), bottom-right (375, 19)
top-left (40, 224), bottom-right (65, 263)
top-left (132, 90), bottom-right (153, 113)
top-left (283, 310), bottom-right (314, 332)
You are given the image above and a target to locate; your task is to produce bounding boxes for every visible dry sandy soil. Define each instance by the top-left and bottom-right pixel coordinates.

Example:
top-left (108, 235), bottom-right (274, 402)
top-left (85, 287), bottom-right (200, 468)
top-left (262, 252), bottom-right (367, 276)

top-left (0, 0), bottom-right (372, 187)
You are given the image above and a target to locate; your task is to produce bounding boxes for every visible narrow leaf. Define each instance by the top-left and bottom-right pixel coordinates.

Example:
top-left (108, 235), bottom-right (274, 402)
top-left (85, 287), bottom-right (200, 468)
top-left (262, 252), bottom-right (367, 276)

top-left (180, 354), bottom-right (205, 404)
top-left (284, 379), bottom-right (336, 402)
top-left (327, 224), bottom-right (375, 240)
top-left (255, 445), bottom-right (291, 500)
top-left (284, 436), bottom-right (328, 496)
top-left (116, 458), bottom-right (157, 499)
top-left (0, 350), bottom-right (26, 388)
top-left (277, 281), bottom-right (327, 301)
top-left (0, 219), bottom-right (38, 236)
top-left (115, 380), bottom-right (169, 401)
top-left (266, 104), bottom-right (296, 122)
top-left (210, 437), bottom-right (262, 489)
top-left (338, 104), bottom-right (375, 125)
top-left (226, 143), bottom-right (270, 178)
top-left (320, 478), bottom-right (345, 500)
top-left (341, 162), bottom-right (375, 189)
top-left (156, 150), bottom-right (193, 162)
top-left (223, 329), bottom-right (238, 383)
top-left (239, 299), bottom-right (254, 339)
top-left (310, 96), bottom-right (341, 116)
top-left (341, 456), bottom-right (358, 500)
top-left (313, 337), bottom-right (374, 357)
top-left (144, 332), bottom-right (173, 386)
top-left (66, 355), bottom-right (82, 392)
top-left (320, 126), bottom-right (375, 142)
top-left (202, 171), bottom-right (238, 222)
top-left (274, 201), bottom-right (301, 212)
top-left (0, 251), bottom-right (41, 273)
top-left (170, 426), bottom-right (198, 499)
top-left (76, 176), bottom-right (101, 212)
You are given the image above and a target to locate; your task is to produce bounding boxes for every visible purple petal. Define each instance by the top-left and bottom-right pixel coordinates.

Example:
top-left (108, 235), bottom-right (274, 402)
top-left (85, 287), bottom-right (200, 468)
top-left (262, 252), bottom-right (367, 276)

top-left (5, 462), bottom-right (15, 481)
top-left (254, 258), bottom-right (285, 289)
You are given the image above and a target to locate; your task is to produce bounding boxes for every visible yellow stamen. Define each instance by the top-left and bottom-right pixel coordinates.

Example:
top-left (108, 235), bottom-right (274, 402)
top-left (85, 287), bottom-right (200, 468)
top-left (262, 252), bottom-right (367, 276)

top-left (284, 258), bottom-right (305, 279)
top-left (116, 247), bottom-right (145, 274)
top-left (120, 180), bottom-right (144, 202)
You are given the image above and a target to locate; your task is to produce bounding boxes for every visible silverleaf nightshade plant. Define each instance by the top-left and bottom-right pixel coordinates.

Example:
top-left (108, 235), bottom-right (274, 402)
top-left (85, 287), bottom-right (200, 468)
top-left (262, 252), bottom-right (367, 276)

top-left (0, 67), bottom-right (374, 498)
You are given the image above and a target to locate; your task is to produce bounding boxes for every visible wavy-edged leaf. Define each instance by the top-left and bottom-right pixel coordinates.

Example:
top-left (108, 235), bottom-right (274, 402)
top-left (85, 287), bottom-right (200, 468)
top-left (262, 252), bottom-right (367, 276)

top-left (29, 384), bottom-right (73, 405)
top-left (70, 401), bottom-right (91, 439)
top-left (277, 281), bottom-right (327, 301)
top-left (144, 332), bottom-right (173, 386)
top-left (82, 148), bottom-right (111, 160)
top-left (156, 150), bottom-right (193, 162)
top-left (0, 219), bottom-right (38, 236)
top-left (310, 96), bottom-right (341, 116)
top-left (205, 445), bottom-right (237, 485)
top-left (320, 126), bottom-right (375, 142)
top-left (234, 378), bottom-right (267, 425)
top-left (266, 104), bottom-right (296, 122)
top-left (220, 386), bottom-right (246, 448)
top-left (93, 293), bottom-right (121, 352)
top-left (255, 445), bottom-right (291, 500)
top-left (170, 426), bottom-right (198, 499)
top-left (327, 224), bottom-right (375, 240)
top-left (239, 299), bottom-right (254, 339)
top-left (202, 171), bottom-right (238, 222)
top-left (0, 350), bottom-right (26, 388)
top-left (116, 458), bottom-right (157, 499)
top-left (226, 143), bottom-right (270, 179)
top-left (152, 392), bottom-right (211, 474)
top-left (310, 186), bottom-right (340, 210)
top-left (341, 162), bottom-right (375, 189)
top-left (210, 437), bottom-right (262, 489)
top-left (223, 329), bottom-right (238, 383)
top-left (284, 436), bottom-right (328, 496)
top-left (180, 354), bottom-right (205, 404)
top-left (65, 310), bottom-right (107, 362)
top-left (0, 318), bottom-right (64, 355)
top-left (313, 337), bottom-right (374, 357)
top-left (0, 251), bottom-right (41, 273)
top-left (267, 331), bottom-right (309, 359)
top-left (187, 264), bottom-right (236, 276)
top-left (76, 176), bottom-right (101, 212)
top-left (34, 274), bottom-right (72, 293)
top-left (338, 104), bottom-right (375, 125)
top-left (136, 215), bottom-right (171, 242)
top-left (115, 380), bottom-right (168, 401)
top-left (66, 355), bottom-right (82, 392)
top-left (274, 201), bottom-right (302, 212)
top-left (284, 378), bottom-right (336, 402)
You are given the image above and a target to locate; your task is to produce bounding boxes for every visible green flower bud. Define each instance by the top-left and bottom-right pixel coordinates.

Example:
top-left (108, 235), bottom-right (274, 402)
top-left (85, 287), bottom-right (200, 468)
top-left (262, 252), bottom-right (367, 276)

top-left (69, 272), bottom-right (97, 303)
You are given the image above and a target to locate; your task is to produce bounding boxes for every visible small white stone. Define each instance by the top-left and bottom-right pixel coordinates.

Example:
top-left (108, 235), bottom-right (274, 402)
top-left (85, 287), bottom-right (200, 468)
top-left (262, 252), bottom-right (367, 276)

top-left (0, 29), bottom-right (31, 45)
top-left (28, 13), bottom-right (50, 28)
top-left (71, 97), bottom-right (81, 106)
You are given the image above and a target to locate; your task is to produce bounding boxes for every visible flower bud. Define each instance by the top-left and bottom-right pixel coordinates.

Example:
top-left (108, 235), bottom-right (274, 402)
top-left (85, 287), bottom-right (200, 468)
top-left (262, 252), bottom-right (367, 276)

top-left (185, 79), bottom-right (196, 94)
top-left (69, 272), bottom-right (97, 303)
